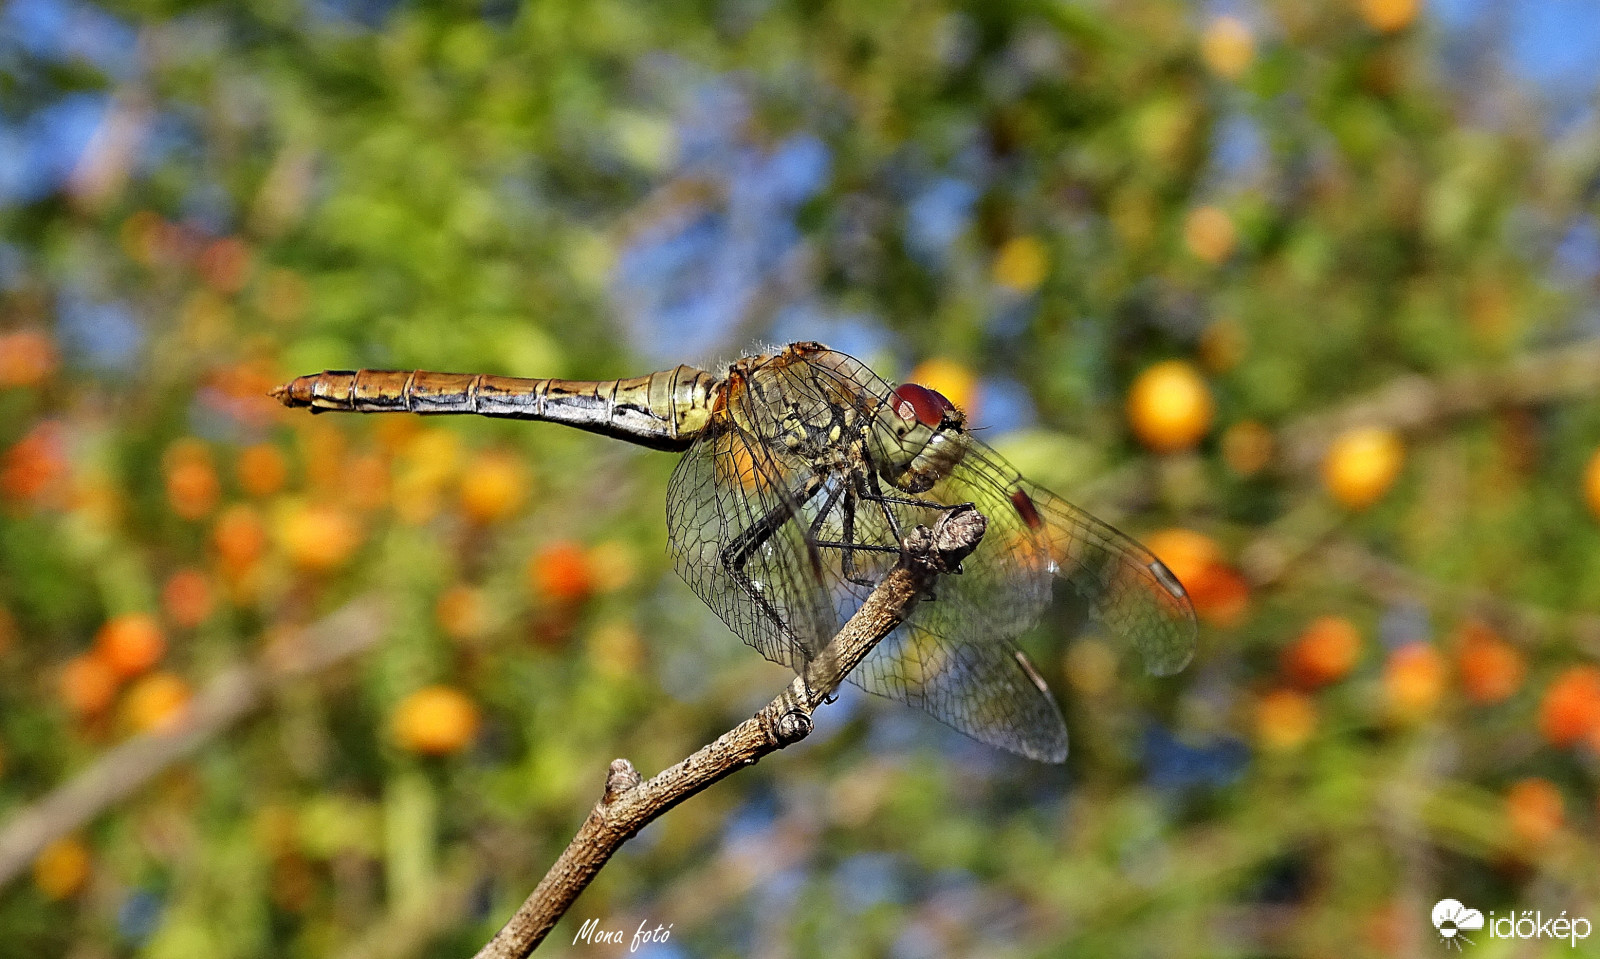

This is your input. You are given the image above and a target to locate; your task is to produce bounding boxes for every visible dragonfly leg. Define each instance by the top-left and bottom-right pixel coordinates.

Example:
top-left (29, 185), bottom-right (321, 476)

top-left (718, 477), bottom-right (827, 654)
top-left (836, 493), bottom-right (880, 589)
top-left (863, 471), bottom-right (907, 545)
top-left (806, 480), bottom-right (844, 540)
top-left (868, 490), bottom-right (965, 511)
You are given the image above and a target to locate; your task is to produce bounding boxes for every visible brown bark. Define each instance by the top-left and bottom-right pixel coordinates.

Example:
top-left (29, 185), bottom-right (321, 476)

top-left (471, 506), bottom-right (989, 959)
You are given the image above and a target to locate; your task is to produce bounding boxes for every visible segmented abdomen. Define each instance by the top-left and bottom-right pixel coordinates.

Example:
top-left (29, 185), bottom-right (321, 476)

top-left (271, 366), bottom-right (721, 451)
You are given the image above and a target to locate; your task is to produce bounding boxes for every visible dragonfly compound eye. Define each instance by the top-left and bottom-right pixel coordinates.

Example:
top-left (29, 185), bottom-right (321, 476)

top-left (892, 383), bottom-right (955, 427)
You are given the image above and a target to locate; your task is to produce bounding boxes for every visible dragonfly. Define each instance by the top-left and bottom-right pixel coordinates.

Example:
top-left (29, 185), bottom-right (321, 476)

top-left (273, 341), bottom-right (1195, 762)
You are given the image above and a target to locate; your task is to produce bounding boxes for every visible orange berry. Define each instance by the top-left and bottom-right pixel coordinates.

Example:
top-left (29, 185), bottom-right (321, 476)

top-left (1383, 643), bottom-right (1447, 721)
top-left (529, 540), bottom-right (594, 604)
top-left (992, 236), bottom-right (1049, 293)
top-left (32, 838), bottom-right (91, 899)
top-left (162, 568), bottom-right (214, 629)
top-left (1505, 777), bottom-right (1563, 848)
top-left (0, 329), bottom-right (58, 388)
top-left (1255, 688), bottom-right (1316, 752)
top-left (1283, 616), bottom-right (1363, 688)
top-left (1183, 206), bottom-right (1237, 265)
top-left (1359, 0), bottom-right (1419, 33)
top-left (1200, 16), bottom-right (1254, 80)
top-left (1, 421), bottom-right (69, 506)
top-left (237, 443), bottom-right (289, 497)
top-left (163, 439), bottom-right (220, 520)
top-left (1583, 448), bottom-right (1600, 520)
top-left (94, 613), bottom-right (166, 679)
top-left (213, 504), bottom-right (268, 572)
top-left (59, 653), bottom-right (118, 718)
top-left (1221, 420), bottom-right (1274, 476)
top-left (459, 449), bottom-right (528, 524)
top-left (1142, 527), bottom-right (1245, 625)
top-left (1189, 565), bottom-right (1250, 628)
top-left (1322, 427), bottom-right (1404, 510)
top-left (1454, 621), bottom-right (1523, 705)
top-left (1143, 528), bottom-right (1223, 587)
top-left (435, 585), bottom-right (488, 642)
top-left (297, 421), bottom-right (348, 493)
top-left (276, 501), bottom-right (361, 572)
top-left (392, 685), bottom-right (480, 755)
top-left (1538, 666), bottom-right (1600, 747)
top-left (908, 358), bottom-right (979, 417)
top-left (1126, 361), bottom-right (1214, 453)
top-left (123, 672), bottom-right (191, 733)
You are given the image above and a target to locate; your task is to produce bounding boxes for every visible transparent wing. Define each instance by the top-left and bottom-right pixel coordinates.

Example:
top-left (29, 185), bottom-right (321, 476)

top-left (667, 346), bottom-right (1192, 764)
top-left (946, 441), bottom-right (1199, 677)
top-left (665, 421), bottom-right (840, 673)
top-left (758, 350), bottom-right (1071, 761)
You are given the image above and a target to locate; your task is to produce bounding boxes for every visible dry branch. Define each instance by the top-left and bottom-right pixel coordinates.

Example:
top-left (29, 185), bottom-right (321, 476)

top-left (1277, 340), bottom-right (1600, 472)
top-left (0, 598), bottom-right (385, 888)
top-left (471, 504), bottom-right (989, 959)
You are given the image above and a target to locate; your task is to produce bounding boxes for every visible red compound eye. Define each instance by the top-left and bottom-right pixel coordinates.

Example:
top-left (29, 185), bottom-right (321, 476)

top-left (892, 383), bottom-right (954, 427)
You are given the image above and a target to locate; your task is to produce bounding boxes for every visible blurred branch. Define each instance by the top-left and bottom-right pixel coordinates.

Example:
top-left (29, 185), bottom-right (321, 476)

top-left (1278, 340), bottom-right (1600, 472)
top-left (0, 599), bottom-right (385, 889)
top-left (337, 859), bottom-right (482, 959)
top-left (471, 505), bottom-right (989, 959)
top-left (1308, 539), bottom-right (1600, 655)
top-left (1239, 500), bottom-right (1600, 655)
top-left (1088, 340), bottom-right (1600, 519)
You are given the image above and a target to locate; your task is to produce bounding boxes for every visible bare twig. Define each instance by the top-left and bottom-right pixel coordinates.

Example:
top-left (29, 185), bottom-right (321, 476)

top-left (471, 505), bottom-right (989, 959)
top-left (336, 860), bottom-right (483, 959)
top-left (1234, 500), bottom-right (1600, 655)
top-left (1277, 340), bottom-right (1600, 472)
top-left (0, 598), bottom-right (385, 888)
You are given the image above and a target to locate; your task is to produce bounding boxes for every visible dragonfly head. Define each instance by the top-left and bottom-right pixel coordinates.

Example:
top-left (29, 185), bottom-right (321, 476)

top-left (878, 383), bottom-right (968, 493)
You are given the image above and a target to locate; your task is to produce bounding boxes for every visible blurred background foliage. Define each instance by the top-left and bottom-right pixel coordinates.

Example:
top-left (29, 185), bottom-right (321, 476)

top-left (3, 0), bottom-right (1600, 956)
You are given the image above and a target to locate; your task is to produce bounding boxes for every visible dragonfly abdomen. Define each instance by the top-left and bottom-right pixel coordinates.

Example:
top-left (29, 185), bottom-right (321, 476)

top-left (271, 366), bottom-right (721, 451)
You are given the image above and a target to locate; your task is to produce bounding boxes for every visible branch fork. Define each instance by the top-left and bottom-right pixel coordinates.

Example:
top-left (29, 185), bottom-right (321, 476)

top-left (473, 504), bottom-right (987, 959)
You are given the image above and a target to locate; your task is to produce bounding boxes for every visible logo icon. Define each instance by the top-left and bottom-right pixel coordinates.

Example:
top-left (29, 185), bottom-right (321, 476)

top-left (1433, 899), bottom-right (1485, 950)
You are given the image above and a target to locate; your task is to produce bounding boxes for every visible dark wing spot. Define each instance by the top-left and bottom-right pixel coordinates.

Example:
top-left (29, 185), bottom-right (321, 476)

top-left (1148, 559), bottom-right (1188, 600)
top-left (1010, 488), bottom-right (1044, 530)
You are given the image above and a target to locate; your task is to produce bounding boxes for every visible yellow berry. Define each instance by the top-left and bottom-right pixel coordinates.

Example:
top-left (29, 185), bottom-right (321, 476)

top-left (123, 672), bottom-right (192, 733)
top-left (33, 838), bottom-right (91, 900)
top-left (991, 236), bottom-right (1049, 293)
top-left (1583, 448), bottom-right (1600, 519)
top-left (1255, 689), bottom-right (1316, 752)
top-left (1323, 427), bottom-right (1405, 510)
top-left (907, 358), bottom-right (979, 416)
top-left (393, 685), bottom-right (481, 755)
top-left (1359, 0), bottom-right (1419, 33)
top-left (1127, 361), bottom-right (1214, 453)
top-left (1200, 16), bottom-right (1255, 80)
top-left (1183, 206), bottom-right (1237, 265)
